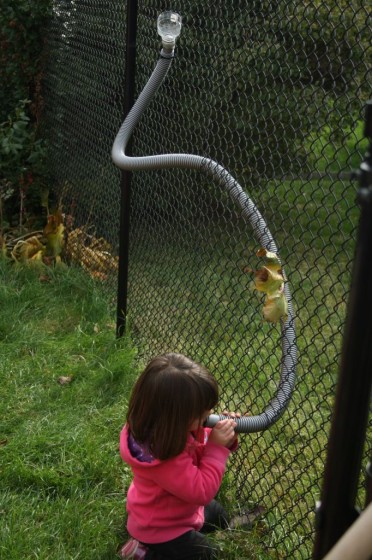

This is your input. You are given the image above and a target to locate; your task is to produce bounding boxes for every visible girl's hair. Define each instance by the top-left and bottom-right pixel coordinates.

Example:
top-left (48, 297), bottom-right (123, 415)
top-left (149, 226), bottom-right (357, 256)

top-left (127, 353), bottom-right (218, 460)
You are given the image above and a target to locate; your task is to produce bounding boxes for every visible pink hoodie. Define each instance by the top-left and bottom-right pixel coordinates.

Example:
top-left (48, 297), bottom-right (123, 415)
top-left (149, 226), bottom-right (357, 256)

top-left (119, 424), bottom-right (235, 544)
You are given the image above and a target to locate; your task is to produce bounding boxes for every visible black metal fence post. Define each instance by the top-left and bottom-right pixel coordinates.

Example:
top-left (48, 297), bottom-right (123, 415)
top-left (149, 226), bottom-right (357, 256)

top-left (313, 101), bottom-right (372, 558)
top-left (116, 0), bottom-right (138, 337)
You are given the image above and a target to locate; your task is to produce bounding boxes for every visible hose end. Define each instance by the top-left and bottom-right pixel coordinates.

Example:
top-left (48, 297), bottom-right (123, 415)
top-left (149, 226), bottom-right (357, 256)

top-left (157, 12), bottom-right (182, 53)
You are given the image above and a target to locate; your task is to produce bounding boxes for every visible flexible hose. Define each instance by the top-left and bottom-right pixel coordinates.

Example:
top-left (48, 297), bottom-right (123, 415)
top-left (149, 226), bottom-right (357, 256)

top-left (112, 49), bottom-right (297, 433)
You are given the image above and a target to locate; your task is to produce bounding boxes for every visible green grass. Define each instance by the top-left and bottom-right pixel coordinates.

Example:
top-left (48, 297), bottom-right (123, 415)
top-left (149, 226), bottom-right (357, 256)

top-left (304, 119), bottom-right (368, 174)
top-left (0, 262), bottom-right (136, 559)
top-left (0, 261), bottom-right (276, 559)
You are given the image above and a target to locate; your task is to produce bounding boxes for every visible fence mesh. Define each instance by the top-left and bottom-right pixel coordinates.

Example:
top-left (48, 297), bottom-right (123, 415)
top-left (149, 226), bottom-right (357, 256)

top-left (43, 1), bottom-right (372, 558)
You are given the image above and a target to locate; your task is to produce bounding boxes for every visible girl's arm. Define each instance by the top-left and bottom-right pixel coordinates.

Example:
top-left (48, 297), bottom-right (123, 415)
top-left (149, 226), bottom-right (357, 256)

top-left (149, 421), bottom-right (236, 505)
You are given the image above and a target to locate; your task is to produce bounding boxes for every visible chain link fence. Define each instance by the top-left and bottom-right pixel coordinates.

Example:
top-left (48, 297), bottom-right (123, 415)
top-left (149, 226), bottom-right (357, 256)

top-left (42, 1), bottom-right (372, 558)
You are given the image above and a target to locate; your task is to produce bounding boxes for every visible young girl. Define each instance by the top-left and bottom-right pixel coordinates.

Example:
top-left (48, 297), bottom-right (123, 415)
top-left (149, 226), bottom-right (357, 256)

top-left (119, 353), bottom-right (239, 560)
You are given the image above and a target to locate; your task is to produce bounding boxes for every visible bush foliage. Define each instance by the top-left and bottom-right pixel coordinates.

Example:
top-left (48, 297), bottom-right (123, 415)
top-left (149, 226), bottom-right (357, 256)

top-left (0, 1), bottom-right (51, 228)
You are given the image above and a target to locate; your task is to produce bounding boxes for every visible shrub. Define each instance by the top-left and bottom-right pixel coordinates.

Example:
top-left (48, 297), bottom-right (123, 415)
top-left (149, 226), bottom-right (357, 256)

top-left (0, 1), bottom-right (51, 229)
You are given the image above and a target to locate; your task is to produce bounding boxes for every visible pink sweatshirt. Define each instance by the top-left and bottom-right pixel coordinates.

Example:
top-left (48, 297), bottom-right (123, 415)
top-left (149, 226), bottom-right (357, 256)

top-left (119, 424), bottom-right (235, 544)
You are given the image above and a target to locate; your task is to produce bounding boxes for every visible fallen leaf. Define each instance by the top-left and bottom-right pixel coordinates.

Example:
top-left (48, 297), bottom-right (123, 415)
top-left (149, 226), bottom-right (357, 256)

top-left (229, 504), bottom-right (267, 529)
top-left (39, 274), bottom-right (51, 283)
top-left (30, 250), bottom-right (44, 261)
top-left (11, 236), bottom-right (44, 262)
top-left (58, 376), bottom-right (73, 385)
top-left (88, 270), bottom-right (109, 281)
top-left (44, 211), bottom-right (65, 257)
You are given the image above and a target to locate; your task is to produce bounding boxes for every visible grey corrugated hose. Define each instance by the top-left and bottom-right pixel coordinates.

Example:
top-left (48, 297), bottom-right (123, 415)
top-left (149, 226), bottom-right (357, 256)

top-left (112, 48), bottom-right (297, 433)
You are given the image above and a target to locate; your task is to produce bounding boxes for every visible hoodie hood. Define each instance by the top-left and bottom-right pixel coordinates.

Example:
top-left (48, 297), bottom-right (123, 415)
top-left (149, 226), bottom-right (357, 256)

top-left (120, 425), bottom-right (163, 467)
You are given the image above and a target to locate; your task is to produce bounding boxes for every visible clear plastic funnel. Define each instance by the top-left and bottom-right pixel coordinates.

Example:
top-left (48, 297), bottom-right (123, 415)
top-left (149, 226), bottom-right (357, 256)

top-left (157, 11), bottom-right (182, 47)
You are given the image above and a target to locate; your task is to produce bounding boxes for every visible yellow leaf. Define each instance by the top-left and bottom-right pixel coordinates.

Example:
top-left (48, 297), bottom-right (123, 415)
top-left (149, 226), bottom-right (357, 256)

top-left (246, 247), bottom-right (289, 323)
top-left (11, 236), bottom-right (44, 262)
top-left (254, 266), bottom-right (284, 295)
top-left (263, 292), bottom-right (288, 323)
top-left (90, 237), bottom-right (112, 252)
top-left (44, 211), bottom-right (65, 257)
top-left (31, 250), bottom-right (44, 261)
top-left (256, 248), bottom-right (282, 271)
top-left (44, 210), bottom-right (64, 232)
top-left (256, 248), bottom-right (275, 259)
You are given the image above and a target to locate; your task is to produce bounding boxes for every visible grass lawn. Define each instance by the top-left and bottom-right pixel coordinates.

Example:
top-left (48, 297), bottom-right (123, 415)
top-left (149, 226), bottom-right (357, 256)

top-left (0, 263), bottom-right (135, 559)
top-left (0, 261), bottom-right (275, 559)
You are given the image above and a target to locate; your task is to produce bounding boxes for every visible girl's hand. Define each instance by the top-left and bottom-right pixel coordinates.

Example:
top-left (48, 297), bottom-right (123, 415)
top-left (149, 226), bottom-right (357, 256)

top-left (221, 411), bottom-right (241, 450)
top-left (222, 410), bottom-right (241, 420)
top-left (209, 418), bottom-right (237, 448)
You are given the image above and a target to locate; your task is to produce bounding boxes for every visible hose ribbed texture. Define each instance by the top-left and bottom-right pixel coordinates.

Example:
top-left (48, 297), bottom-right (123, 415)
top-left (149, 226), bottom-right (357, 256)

top-left (112, 50), bottom-right (297, 433)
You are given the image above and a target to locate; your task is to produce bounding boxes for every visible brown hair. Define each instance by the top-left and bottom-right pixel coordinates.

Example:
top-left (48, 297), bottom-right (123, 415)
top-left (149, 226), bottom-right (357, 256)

top-left (126, 353), bottom-right (218, 460)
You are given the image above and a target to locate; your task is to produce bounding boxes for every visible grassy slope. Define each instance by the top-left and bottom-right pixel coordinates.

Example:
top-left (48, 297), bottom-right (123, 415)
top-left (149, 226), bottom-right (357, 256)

top-left (0, 262), bottom-right (274, 560)
top-left (0, 262), bottom-right (136, 559)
